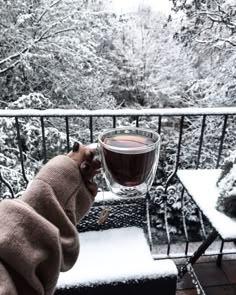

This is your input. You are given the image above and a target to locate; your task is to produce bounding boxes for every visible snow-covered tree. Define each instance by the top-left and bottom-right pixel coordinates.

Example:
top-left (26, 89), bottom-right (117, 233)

top-left (0, 0), bottom-right (118, 109)
top-left (170, 0), bottom-right (236, 107)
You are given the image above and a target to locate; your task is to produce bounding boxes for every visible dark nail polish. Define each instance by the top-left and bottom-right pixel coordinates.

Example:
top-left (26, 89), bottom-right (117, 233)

top-left (73, 142), bottom-right (80, 152)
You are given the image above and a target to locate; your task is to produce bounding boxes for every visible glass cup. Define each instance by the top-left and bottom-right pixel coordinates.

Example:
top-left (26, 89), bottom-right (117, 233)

top-left (97, 127), bottom-right (161, 198)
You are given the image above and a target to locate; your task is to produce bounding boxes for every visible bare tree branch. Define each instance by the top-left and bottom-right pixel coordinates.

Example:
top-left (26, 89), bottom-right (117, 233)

top-left (35, 14), bottom-right (71, 43)
top-left (197, 21), bottom-right (214, 36)
top-left (0, 17), bottom-right (73, 74)
top-left (37, 0), bottom-right (62, 23)
top-left (40, 27), bottom-right (76, 40)
top-left (195, 39), bottom-right (211, 44)
top-left (207, 15), bottom-right (221, 23)
top-left (0, 59), bottom-right (20, 75)
top-left (0, 48), bottom-right (28, 67)
top-left (219, 38), bottom-right (236, 46)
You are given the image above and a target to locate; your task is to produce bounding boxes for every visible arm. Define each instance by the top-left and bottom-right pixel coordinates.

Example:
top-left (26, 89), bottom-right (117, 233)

top-left (0, 147), bottom-right (99, 295)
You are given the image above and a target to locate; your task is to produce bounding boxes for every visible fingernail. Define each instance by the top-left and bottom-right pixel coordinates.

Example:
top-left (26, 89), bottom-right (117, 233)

top-left (73, 142), bottom-right (80, 152)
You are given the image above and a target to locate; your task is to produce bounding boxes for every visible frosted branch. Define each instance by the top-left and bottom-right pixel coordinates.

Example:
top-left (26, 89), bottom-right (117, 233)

top-left (0, 59), bottom-right (20, 75)
top-left (37, 0), bottom-right (62, 23)
top-left (219, 38), bottom-right (236, 47)
top-left (40, 27), bottom-right (76, 40)
top-left (35, 14), bottom-right (72, 43)
top-left (0, 48), bottom-right (28, 67)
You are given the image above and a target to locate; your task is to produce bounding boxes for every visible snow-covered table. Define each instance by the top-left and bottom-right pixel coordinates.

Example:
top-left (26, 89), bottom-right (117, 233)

top-left (177, 169), bottom-right (236, 276)
top-left (55, 227), bottom-right (177, 295)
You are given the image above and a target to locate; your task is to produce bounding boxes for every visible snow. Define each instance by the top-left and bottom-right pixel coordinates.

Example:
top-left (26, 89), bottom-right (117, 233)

top-left (222, 0), bottom-right (236, 8)
top-left (177, 169), bottom-right (236, 240)
top-left (56, 227), bottom-right (177, 289)
top-left (1, 106), bottom-right (236, 118)
top-left (95, 190), bottom-right (134, 202)
top-left (111, 0), bottom-right (172, 15)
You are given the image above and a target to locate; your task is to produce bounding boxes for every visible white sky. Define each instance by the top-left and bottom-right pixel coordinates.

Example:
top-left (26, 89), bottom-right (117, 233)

top-left (111, 0), bottom-right (172, 15)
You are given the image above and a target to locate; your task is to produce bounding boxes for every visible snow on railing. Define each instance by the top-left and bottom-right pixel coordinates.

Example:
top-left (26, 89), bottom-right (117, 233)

top-left (1, 106), bottom-right (236, 117)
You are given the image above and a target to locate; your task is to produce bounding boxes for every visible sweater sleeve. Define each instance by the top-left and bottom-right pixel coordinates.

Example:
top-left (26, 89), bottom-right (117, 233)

top-left (0, 155), bottom-right (94, 295)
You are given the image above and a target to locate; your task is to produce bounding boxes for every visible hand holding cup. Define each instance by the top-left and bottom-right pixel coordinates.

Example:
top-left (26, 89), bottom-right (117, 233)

top-left (68, 142), bottom-right (101, 197)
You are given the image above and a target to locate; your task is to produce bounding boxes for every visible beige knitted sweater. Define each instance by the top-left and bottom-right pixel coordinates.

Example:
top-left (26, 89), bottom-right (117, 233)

top-left (0, 155), bottom-right (94, 295)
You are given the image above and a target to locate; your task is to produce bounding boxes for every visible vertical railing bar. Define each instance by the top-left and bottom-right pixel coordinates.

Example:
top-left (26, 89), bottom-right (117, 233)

top-left (163, 116), bottom-right (184, 256)
top-left (164, 196), bottom-right (171, 256)
top-left (146, 194), bottom-right (153, 251)
top-left (165, 116), bottom-right (184, 191)
top-left (216, 114), bottom-right (228, 168)
top-left (198, 209), bottom-right (207, 240)
top-left (65, 116), bottom-right (70, 153)
top-left (113, 116), bottom-right (116, 128)
top-left (196, 115), bottom-right (206, 169)
top-left (158, 116), bottom-right (162, 134)
top-left (181, 188), bottom-right (189, 256)
top-left (15, 117), bottom-right (28, 184)
top-left (136, 116), bottom-right (139, 127)
top-left (152, 115), bottom-right (162, 186)
top-left (175, 116), bottom-right (184, 169)
top-left (40, 117), bottom-right (47, 163)
top-left (89, 117), bottom-right (93, 143)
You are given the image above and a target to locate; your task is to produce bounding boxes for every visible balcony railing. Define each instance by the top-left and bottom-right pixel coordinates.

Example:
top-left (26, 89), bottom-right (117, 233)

top-left (1, 107), bottom-right (236, 261)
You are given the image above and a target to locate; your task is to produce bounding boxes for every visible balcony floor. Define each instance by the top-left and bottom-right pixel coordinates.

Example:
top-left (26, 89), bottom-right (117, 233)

top-left (176, 258), bottom-right (236, 295)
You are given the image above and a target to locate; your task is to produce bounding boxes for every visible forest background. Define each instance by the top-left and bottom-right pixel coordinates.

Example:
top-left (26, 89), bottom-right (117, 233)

top-left (1, 0), bottom-right (236, 110)
top-left (1, 0), bottom-right (236, 239)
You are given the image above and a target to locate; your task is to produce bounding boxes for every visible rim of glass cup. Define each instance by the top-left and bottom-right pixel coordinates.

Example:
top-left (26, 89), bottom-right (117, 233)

top-left (98, 127), bottom-right (161, 154)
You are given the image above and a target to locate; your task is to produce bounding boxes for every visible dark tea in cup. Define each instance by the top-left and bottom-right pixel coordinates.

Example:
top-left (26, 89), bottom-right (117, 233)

top-left (98, 128), bottom-right (161, 198)
top-left (103, 134), bottom-right (156, 186)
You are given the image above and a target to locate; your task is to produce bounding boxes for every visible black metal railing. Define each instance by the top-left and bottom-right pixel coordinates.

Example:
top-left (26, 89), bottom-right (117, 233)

top-left (1, 107), bottom-right (236, 260)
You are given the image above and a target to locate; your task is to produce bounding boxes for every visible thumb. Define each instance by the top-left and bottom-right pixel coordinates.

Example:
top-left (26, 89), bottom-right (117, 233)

top-left (67, 142), bottom-right (86, 166)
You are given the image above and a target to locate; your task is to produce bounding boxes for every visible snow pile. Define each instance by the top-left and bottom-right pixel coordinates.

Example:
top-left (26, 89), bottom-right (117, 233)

top-left (56, 227), bottom-right (177, 289)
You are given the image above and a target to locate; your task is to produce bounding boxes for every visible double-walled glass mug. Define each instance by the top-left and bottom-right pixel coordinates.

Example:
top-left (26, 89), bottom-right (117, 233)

top-left (97, 127), bottom-right (161, 198)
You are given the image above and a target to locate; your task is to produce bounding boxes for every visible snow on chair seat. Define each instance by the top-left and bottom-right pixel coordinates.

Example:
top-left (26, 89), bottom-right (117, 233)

top-left (55, 227), bottom-right (177, 295)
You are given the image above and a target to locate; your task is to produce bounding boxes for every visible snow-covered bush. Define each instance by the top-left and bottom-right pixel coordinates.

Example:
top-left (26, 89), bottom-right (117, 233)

top-left (9, 93), bottom-right (53, 110)
top-left (216, 150), bottom-right (236, 218)
top-left (0, 93), bottom-right (71, 197)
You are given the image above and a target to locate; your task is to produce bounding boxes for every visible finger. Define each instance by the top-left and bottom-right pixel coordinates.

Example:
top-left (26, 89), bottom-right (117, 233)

top-left (68, 143), bottom-right (85, 165)
top-left (80, 169), bottom-right (100, 182)
top-left (86, 181), bottom-right (98, 197)
top-left (84, 148), bottom-right (95, 162)
top-left (90, 159), bottom-right (101, 170)
top-left (84, 143), bottom-right (98, 162)
top-left (80, 159), bottom-right (101, 172)
top-left (87, 169), bottom-right (101, 180)
top-left (80, 162), bottom-right (101, 180)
